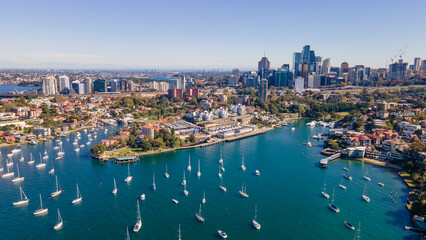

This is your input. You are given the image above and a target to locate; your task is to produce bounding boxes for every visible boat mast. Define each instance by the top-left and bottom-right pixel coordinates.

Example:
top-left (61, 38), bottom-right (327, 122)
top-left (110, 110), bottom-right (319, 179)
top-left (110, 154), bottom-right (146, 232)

top-left (254, 204), bottom-right (257, 220)
top-left (137, 200), bottom-right (141, 221)
top-left (39, 194), bottom-right (43, 209)
top-left (178, 224), bottom-right (181, 240)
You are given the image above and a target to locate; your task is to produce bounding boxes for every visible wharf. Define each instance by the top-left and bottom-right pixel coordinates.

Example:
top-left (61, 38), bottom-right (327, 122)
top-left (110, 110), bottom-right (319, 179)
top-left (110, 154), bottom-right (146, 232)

top-left (114, 155), bottom-right (140, 164)
top-left (319, 153), bottom-right (341, 168)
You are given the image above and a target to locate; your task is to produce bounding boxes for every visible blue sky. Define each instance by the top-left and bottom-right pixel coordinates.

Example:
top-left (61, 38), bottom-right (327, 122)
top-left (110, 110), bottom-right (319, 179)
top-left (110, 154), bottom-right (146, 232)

top-left (0, 0), bottom-right (425, 70)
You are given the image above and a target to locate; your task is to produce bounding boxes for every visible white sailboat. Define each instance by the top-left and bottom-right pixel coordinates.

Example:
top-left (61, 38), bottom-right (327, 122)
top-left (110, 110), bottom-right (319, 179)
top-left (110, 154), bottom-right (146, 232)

top-left (195, 203), bottom-right (205, 222)
top-left (36, 153), bottom-right (46, 168)
top-left (28, 153), bottom-right (34, 165)
top-left (363, 168), bottom-right (371, 181)
top-left (344, 210), bottom-right (355, 230)
top-left (53, 209), bottom-right (63, 230)
top-left (253, 204), bottom-right (261, 230)
top-left (43, 150), bottom-right (49, 160)
top-left (165, 163), bottom-right (169, 178)
top-left (19, 152), bottom-right (24, 162)
top-left (72, 183), bottom-right (82, 204)
top-left (51, 176), bottom-right (63, 198)
top-left (13, 186), bottom-right (29, 206)
top-left (49, 161), bottom-right (55, 174)
top-left (322, 181), bottom-right (329, 198)
top-left (202, 191), bottom-right (206, 204)
top-left (218, 165), bottom-right (222, 178)
top-left (362, 184), bottom-right (370, 202)
top-left (219, 178), bottom-right (227, 192)
top-left (181, 170), bottom-right (186, 186)
top-left (328, 188), bottom-right (340, 212)
top-left (12, 164), bottom-right (24, 183)
top-left (183, 184), bottom-right (188, 196)
top-left (187, 154), bottom-right (191, 171)
top-left (112, 178), bottom-right (118, 195)
top-left (33, 193), bottom-right (48, 216)
top-left (58, 145), bottom-right (65, 156)
top-left (219, 148), bottom-right (223, 164)
top-left (124, 164), bottom-right (133, 183)
top-left (218, 230), bottom-right (228, 239)
top-left (239, 183), bottom-right (249, 198)
top-left (221, 161), bottom-right (225, 172)
top-left (197, 159), bottom-right (201, 177)
top-left (12, 148), bottom-right (21, 154)
top-left (152, 173), bottom-right (156, 190)
top-left (0, 162), bottom-right (3, 172)
top-left (133, 200), bottom-right (142, 232)
top-left (172, 199), bottom-right (179, 204)
top-left (255, 170), bottom-right (260, 176)
top-left (140, 193), bottom-right (145, 201)
top-left (241, 155), bottom-right (246, 171)
top-left (2, 163), bottom-right (14, 178)
top-left (6, 157), bottom-right (13, 167)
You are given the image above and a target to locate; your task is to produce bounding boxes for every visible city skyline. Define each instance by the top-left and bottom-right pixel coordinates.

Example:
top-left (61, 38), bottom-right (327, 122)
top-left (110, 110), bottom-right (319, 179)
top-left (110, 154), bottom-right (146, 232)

top-left (0, 0), bottom-right (425, 70)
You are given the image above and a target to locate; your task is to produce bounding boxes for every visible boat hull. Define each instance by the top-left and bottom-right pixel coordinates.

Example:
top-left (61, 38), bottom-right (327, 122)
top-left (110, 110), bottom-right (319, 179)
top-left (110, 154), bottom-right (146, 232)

top-left (33, 208), bottom-right (48, 216)
top-left (54, 222), bottom-right (63, 230)
top-left (13, 199), bottom-right (29, 206)
top-left (72, 197), bottom-right (82, 204)
top-left (133, 221), bottom-right (142, 232)
top-left (51, 190), bottom-right (63, 198)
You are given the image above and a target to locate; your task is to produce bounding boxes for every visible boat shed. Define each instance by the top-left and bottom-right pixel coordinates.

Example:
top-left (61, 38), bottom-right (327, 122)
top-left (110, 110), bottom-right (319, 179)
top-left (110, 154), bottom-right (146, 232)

top-left (114, 155), bottom-right (140, 164)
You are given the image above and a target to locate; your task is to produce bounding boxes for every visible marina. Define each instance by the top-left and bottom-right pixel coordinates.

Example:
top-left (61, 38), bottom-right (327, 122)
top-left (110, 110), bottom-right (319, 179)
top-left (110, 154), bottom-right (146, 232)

top-left (0, 121), bottom-right (418, 239)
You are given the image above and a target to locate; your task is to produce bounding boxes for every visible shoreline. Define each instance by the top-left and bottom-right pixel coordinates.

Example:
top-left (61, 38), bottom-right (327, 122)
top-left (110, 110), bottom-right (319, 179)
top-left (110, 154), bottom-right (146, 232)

top-left (351, 157), bottom-right (403, 170)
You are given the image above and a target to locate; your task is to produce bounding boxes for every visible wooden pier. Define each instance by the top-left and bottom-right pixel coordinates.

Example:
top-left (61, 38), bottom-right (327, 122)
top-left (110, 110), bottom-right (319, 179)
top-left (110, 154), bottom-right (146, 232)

top-left (319, 153), bottom-right (341, 168)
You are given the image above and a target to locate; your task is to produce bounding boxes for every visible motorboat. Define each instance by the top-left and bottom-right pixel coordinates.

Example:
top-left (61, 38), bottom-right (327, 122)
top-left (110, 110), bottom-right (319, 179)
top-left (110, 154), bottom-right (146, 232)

top-left (218, 230), bottom-right (228, 239)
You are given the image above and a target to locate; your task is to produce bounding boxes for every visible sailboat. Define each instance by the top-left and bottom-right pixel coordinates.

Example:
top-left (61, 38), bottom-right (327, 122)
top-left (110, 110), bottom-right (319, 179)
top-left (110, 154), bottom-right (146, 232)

top-left (241, 155), bottom-right (246, 171)
top-left (197, 159), bottom-right (201, 177)
top-left (221, 161), bottom-right (225, 172)
top-left (195, 204), bottom-right (204, 222)
top-left (353, 222), bottom-right (361, 240)
top-left (219, 178), bottom-right (227, 192)
top-left (255, 170), bottom-right (260, 176)
top-left (152, 173), bottom-right (156, 190)
top-left (344, 161), bottom-right (349, 171)
top-left (218, 165), bottom-right (222, 178)
top-left (202, 191), bottom-right (206, 204)
top-left (133, 200), bottom-right (142, 232)
top-left (322, 181), bottom-right (330, 198)
top-left (328, 188), bottom-right (340, 212)
top-left (187, 155), bottom-right (191, 171)
top-left (2, 163), bottom-right (14, 178)
top-left (12, 148), bottom-right (21, 154)
top-left (165, 163), bottom-right (169, 178)
top-left (33, 193), bottom-right (48, 216)
top-left (363, 168), bottom-right (371, 181)
top-left (378, 182), bottom-right (385, 187)
top-left (51, 176), bottom-right (63, 198)
top-left (6, 157), bottom-right (13, 167)
top-left (124, 164), bottom-right (133, 183)
top-left (58, 145), bottom-right (65, 156)
top-left (49, 161), bottom-right (55, 174)
top-left (253, 204), bottom-right (261, 230)
top-left (239, 183), bottom-right (249, 198)
top-left (140, 193), bottom-right (145, 201)
top-left (219, 148), bottom-right (223, 164)
top-left (72, 183), bottom-right (82, 204)
top-left (343, 172), bottom-right (352, 180)
top-left (13, 186), bottom-right (29, 206)
top-left (36, 153), bottom-right (46, 168)
top-left (28, 153), bottom-right (34, 165)
top-left (19, 152), bottom-right (24, 162)
top-left (362, 184), bottom-right (370, 202)
top-left (344, 210), bottom-right (355, 230)
top-left (181, 170), bottom-right (186, 186)
top-left (43, 150), bottom-right (49, 160)
top-left (183, 184), bottom-right (188, 196)
top-left (53, 209), bottom-right (63, 230)
top-left (12, 164), bottom-right (24, 183)
top-left (0, 162), bottom-right (3, 172)
top-left (112, 178), bottom-right (118, 195)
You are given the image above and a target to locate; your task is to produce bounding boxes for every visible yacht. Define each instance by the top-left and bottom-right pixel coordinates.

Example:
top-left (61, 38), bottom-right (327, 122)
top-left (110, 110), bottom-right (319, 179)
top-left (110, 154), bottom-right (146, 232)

top-left (218, 230), bottom-right (228, 239)
top-left (13, 187), bottom-right (29, 206)
top-left (291, 127), bottom-right (295, 131)
top-left (112, 178), bottom-right (118, 195)
top-left (344, 210), bottom-right (355, 230)
top-left (19, 153), bottom-right (24, 162)
top-left (218, 165), bottom-right (222, 178)
top-left (195, 204), bottom-right (205, 222)
top-left (2, 164), bottom-right (14, 178)
top-left (322, 181), bottom-right (329, 198)
top-left (362, 184), bottom-right (370, 202)
top-left (187, 155), bottom-right (191, 171)
top-left (197, 159), bottom-right (201, 177)
top-left (343, 173), bottom-right (352, 180)
top-left (181, 170), bottom-right (186, 186)
top-left (80, 144), bottom-right (85, 148)
top-left (165, 163), bottom-right (169, 178)
top-left (33, 194), bottom-right (48, 216)
top-left (253, 204), bottom-right (261, 230)
top-left (172, 199), bottom-right (179, 204)
top-left (72, 184), bottom-right (82, 204)
top-left (51, 176), bottom-right (63, 198)
top-left (339, 184), bottom-right (347, 190)
top-left (241, 155), bottom-right (246, 171)
top-left (202, 191), bottom-right (206, 204)
top-left (124, 165), bottom-right (133, 183)
top-left (239, 183), bottom-right (249, 198)
top-left (12, 164), bottom-right (24, 183)
top-left (221, 162), bottom-right (225, 172)
top-left (328, 189), bottom-right (340, 213)
top-left (35, 153), bottom-right (46, 169)
top-left (53, 209), bottom-right (63, 230)
top-left (74, 147), bottom-right (80, 152)
top-left (28, 153), bottom-right (35, 165)
top-left (49, 162), bottom-right (55, 174)
top-left (363, 168), bottom-right (371, 181)
top-left (140, 193), bottom-right (145, 201)
top-left (219, 178), bottom-right (227, 192)
top-left (29, 140), bottom-right (38, 145)
top-left (183, 185), bottom-right (188, 196)
top-left (152, 174), bottom-right (156, 190)
top-left (255, 170), bottom-right (260, 176)
top-left (378, 182), bottom-right (385, 187)
top-left (133, 200), bottom-right (142, 232)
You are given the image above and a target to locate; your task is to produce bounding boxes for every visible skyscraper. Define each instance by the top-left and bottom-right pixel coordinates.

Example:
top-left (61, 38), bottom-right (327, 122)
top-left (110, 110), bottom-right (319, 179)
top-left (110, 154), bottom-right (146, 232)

top-left (42, 75), bottom-right (57, 96)
top-left (295, 77), bottom-right (304, 93)
top-left (93, 79), bottom-right (107, 93)
top-left (293, 52), bottom-right (302, 77)
top-left (414, 57), bottom-right (421, 72)
top-left (259, 78), bottom-right (268, 99)
top-left (258, 56), bottom-right (270, 78)
top-left (322, 58), bottom-right (331, 74)
top-left (232, 69), bottom-right (240, 79)
top-left (58, 75), bottom-right (70, 94)
top-left (229, 75), bottom-right (238, 87)
top-left (302, 45), bottom-right (310, 63)
top-left (84, 77), bottom-right (92, 94)
top-left (341, 62), bottom-right (349, 74)
top-left (273, 68), bottom-right (289, 88)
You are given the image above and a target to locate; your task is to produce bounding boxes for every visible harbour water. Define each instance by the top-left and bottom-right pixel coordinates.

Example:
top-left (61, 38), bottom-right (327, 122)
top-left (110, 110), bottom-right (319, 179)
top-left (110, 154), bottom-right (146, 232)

top-left (0, 121), bottom-right (419, 239)
top-left (0, 84), bottom-right (39, 94)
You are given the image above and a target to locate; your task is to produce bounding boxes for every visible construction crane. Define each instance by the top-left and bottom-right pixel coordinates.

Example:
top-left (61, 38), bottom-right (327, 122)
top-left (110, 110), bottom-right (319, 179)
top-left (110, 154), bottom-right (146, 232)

top-left (390, 45), bottom-right (408, 64)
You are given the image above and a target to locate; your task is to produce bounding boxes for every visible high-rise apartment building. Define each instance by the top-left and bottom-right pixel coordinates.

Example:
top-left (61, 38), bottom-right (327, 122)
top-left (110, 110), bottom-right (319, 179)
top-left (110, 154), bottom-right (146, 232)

top-left (232, 69), bottom-right (240, 79)
top-left (58, 75), bottom-right (70, 94)
top-left (389, 59), bottom-right (408, 80)
top-left (229, 75), bottom-right (239, 87)
top-left (259, 78), bottom-right (268, 99)
top-left (293, 52), bottom-right (302, 77)
top-left (341, 62), bottom-right (349, 74)
top-left (42, 75), bottom-right (58, 96)
top-left (93, 79), bottom-right (107, 93)
top-left (414, 57), bottom-right (421, 72)
top-left (322, 58), bottom-right (331, 74)
top-left (84, 77), bottom-right (92, 94)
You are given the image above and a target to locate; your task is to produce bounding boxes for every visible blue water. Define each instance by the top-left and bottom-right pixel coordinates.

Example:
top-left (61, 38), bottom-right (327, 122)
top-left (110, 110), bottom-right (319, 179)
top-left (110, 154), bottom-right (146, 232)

top-left (0, 122), bottom-right (419, 239)
top-left (0, 84), bottom-right (39, 93)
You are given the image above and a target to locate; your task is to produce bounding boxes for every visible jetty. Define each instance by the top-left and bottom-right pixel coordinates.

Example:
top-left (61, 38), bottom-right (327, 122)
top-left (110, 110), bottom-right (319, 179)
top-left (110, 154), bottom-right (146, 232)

top-left (114, 155), bottom-right (140, 164)
top-left (319, 153), bottom-right (341, 168)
